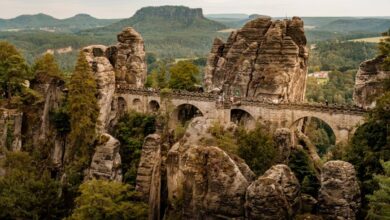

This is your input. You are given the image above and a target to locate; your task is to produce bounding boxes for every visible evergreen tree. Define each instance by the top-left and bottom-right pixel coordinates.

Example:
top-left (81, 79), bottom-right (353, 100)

top-left (32, 53), bottom-right (63, 79)
top-left (0, 41), bottom-right (30, 103)
top-left (367, 161), bottom-right (390, 219)
top-left (68, 179), bottom-right (147, 220)
top-left (379, 29), bottom-right (390, 71)
top-left (67, 51), bottom-right (99, 162)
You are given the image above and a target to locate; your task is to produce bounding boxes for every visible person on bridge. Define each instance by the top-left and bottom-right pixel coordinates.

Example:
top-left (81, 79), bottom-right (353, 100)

top-left (325, 100), bottom-right (329, 106)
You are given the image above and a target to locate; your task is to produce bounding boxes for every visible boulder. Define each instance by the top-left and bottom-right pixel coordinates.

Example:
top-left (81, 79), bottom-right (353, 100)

top-left (353, 55), bottom-right (390, 109)
top-left (204, 17), bottom-right (308, 103)
top-left (318, 161), bottom-right (360, 220)
top-left (86, 134), bottom-right (122, 181)
top-left (245, 164), bottom-right (300, 220)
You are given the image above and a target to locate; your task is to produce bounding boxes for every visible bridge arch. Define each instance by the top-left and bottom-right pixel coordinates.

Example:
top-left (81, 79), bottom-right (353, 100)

top-left (148, 100), bottom-right (160, 113)
top-left (231, 108), bottom-right (256, 129)
top-left (132, 98), bottom-right (142, 112)
top-left (172, 103), bottom-right (203, 125)
top-left (117, 96), bottom-right (127, 116)
top-left (290, 116), bottom-right (336, 156)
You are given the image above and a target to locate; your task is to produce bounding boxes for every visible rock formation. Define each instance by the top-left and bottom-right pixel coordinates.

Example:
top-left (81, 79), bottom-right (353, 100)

top-left (0, 110), bottom-right (23, 152)
top-left (21, 61), bottom-right (67, 167)
top-left (353, 55), bottom-right (390, 109)
top-left (274, 128), bottom-right (293, 164)
top-left (136, 134), bottom-right (162, 220)
top-left (318, 161), bottom-right (360, 220)
top-left (204, 16), bottom-right (308, 103)
top-left (109, 27), bottom-right (147, 87)
top-left (86, 134), bottom-right (122, 181)
top-left (165, 117), bottom-right (254, 219)
top-left (83, 27), bottom-right (147, 181)
top-left (246, 164), bottom-right (300, 220)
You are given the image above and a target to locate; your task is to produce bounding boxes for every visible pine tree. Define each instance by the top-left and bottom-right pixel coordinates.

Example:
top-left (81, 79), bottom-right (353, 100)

top-left (0, 41), bottom-right (30, 103)
top-left (67, 51), bottom-right (99, 161)
top-left (367, 161), bottom-right (390, 219)
top-left (32, 53), bottom-right (63, 80)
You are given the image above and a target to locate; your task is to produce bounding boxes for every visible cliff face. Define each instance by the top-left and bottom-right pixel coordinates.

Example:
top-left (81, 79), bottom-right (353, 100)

top-left (353, 55), bottom-right (390, 109)
top-left (204, 16), bottom-right (308, 103)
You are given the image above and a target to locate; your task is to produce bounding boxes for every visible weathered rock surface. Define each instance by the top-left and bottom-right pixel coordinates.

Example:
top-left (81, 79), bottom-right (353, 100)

top-left (83, 45), bottom-right (116, 132)
top-left (318, 161), bottom-right (360, 220)
top-left (136, 134), bottom-right (162, 220)
top-left (274, 128), bottom-right (293, 163)
top-left (204, 17), bottom-right (308, 103)
top-left (245, 164), bottom-right (301, 220)
top-left (86, 134), bottom-right (122, 181)
top-left (166, 117), bottom-right (253, 219)
top-left (0, 109), bottom-right (23, 152)
top-left (110, 27), bottom-right (147, 87)
top-left (353, 55), bottom-right (390, 109)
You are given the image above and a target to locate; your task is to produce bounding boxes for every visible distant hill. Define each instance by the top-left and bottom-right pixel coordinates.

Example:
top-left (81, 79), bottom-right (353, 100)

top-left (0, 13), bottom-right (120, 32)
top-left (81, 6), bottom-right (228, 58)
top-left (320, 18), bottom-right (390, 33)
top-left (89, 6), bottom-right (226, 35)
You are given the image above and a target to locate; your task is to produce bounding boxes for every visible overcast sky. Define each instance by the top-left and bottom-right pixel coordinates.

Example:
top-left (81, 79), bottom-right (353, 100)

top-left (1, 0), bottom-right (390, 19)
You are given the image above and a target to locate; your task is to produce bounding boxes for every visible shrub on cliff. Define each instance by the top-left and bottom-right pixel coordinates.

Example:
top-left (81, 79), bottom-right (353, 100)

top-left (68, 179), bottom-right (147, 220)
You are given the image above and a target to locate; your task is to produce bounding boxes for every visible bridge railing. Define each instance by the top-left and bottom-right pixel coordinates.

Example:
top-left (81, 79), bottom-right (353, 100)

top-left (116, 84), bottom-right (367, 115)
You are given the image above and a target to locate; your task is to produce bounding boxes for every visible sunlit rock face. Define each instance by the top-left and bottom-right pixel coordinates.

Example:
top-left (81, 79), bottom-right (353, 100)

top-left (205, 16), bottom-right (308, 103)
top-left (353, 55), bottom-right (390, 109)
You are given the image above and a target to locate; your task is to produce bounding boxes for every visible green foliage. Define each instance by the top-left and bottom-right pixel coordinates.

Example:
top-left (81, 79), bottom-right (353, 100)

top-left (68, 179), bottom-right (147, 220)
top-left (169, 60), bottom-right (200, 91)
top-left (32, 53), bottom-right (63, 79)
top-left (67, 51), bottom-right (99, 161)
top-left (0, 41), bottom-right (31, 104)
top-left (236, 124), bottom-right (276, 176)
top-left (207, 121), bottom-right (239, 154)
top-left (145, 61), bottom-right (169, 89)
top-left (113, 111), bottom-right (156, 185)
top-left (288, 148), bottom-right (320, 197)
top-left (303, 118), bottom-right (335, 157)
top-left (309, 41), bottom-right (377, 72)
top-left (347, 92), bottom-right (390, 216)
top-left (379, 29), bottom-right (390, 71)
top-left (50, 107), bottom-right (71, 136)
top-left (367, 161), bottom-right (390, 220)
top-left (0, 151), bottom-right (65, 219)
top-left (306, 70), bottom-right (356, 104)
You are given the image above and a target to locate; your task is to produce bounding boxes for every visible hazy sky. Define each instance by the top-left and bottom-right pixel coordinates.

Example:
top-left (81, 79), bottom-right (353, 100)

top-left (1, 0), bottom-right (390, 19)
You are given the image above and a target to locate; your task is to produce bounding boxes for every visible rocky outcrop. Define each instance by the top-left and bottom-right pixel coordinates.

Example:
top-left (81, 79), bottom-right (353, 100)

top-left (353, 55), bottom-right (390, 109)
top-left (0, 109), bottom-right (23, 152)
top-left (318, 161), bottom-right (360, 220)
top-left (136, 134), bottom-right (162, 220)
top-left (246, 164), bottom-right (301, 220)
top-left (110, 27), bottom-right (147, 87)
top-left (166, 117), bottom-right (253, 219)
top-left (83, 45), bottom-right (117, 132)
top-left (274, 128), bottom-right (293, 164)
top-left (204, 16), bottom-right (308, 103)
top-left (86, 134), bottom-right (122, 181)
top-left (83, 27), bottom-right (147, 181)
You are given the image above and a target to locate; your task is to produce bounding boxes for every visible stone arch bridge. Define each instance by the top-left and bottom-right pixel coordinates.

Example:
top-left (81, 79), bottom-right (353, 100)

top-left (115, 85), bottom-right (367, 144)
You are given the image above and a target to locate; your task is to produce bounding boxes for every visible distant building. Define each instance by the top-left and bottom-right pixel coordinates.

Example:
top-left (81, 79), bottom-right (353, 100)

top-left (308, 71), bottom-right (330, 85)
top-left (308, 71), bottom-right (329, 79)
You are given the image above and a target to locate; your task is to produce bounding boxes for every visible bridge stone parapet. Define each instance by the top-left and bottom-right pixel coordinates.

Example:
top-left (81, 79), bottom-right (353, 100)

top-left (115, 85), bottom-right (367, 144)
